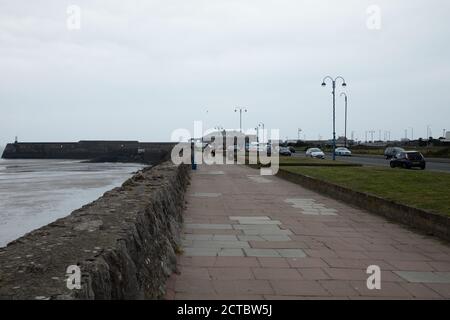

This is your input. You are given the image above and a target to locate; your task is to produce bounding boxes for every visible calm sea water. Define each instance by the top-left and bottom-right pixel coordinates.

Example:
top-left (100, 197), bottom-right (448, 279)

top-left (0, 158), bottom-right (144, 247)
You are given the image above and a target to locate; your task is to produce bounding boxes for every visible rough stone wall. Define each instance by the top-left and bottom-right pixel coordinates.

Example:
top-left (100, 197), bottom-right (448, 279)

top-left (0, 161), bottom-right (189, 300)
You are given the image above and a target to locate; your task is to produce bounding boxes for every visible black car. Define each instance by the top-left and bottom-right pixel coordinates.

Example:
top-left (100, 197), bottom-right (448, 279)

top-left (390, 151), bottom-right (426, 170)
top-left (279, 147), bottom-right (292, 156)
top-left (384, 147), bottom-right (405, 159)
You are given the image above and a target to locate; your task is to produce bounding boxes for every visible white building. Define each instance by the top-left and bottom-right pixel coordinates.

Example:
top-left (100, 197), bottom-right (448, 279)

top-left (202, 130), bottom-right (257, 147)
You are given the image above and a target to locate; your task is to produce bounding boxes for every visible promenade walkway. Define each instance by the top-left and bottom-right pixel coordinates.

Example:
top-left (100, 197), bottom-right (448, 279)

top-left (165, 164), bottom-right (450, 299)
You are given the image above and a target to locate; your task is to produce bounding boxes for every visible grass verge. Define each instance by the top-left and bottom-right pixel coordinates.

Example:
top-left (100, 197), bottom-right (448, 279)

top-left (278, 156), bottom-right (361, 166)
top-left (281, 165), bottom-right (450, 216)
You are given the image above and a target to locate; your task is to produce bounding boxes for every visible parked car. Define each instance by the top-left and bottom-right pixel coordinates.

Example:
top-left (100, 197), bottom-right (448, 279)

top-left (390, 151), bottom-right (426, 170)
top-left (384, 147), bottom-right (405, 159)
top-left (227, 145), bottom-right (241, 152)
top-left (279, 147), bottom-right (292, 156)
top-left (248, 142), bottom-right (271, 155)
top-left (306, 148), bottom-right (325, 159)
top-left (335, 147), bottom-right (352, 156)
top-left (288, 146), bottom-right (296, 153)
top-left (248, 142), bottom-right (259, 152)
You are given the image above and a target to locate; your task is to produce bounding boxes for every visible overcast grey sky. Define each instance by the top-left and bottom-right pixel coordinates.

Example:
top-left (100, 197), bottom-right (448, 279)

top-left (1, 0), bottom-right (449, 145)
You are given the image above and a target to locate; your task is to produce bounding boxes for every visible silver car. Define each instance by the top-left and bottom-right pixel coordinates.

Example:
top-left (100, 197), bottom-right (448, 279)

top-left (335, 147), bottom-right (352, 156)
top-left (306, 148), bottom-right (325, 159)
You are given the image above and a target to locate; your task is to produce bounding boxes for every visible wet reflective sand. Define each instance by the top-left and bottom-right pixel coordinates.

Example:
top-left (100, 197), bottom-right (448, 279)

top-left (0, 159), bottom-right (145, 247)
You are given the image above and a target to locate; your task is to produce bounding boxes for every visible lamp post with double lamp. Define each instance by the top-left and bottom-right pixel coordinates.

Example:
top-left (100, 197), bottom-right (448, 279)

top-left (322, 76), bottom-right (347, 160)
top-left (235, 107), bottom-right (247, 133)
top-left (340, 92), bottom-right (348, 147)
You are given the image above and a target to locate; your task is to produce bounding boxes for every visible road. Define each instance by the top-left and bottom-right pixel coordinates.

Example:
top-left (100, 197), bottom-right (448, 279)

top-left (292, 152), bottom-right (450, 173)
top-left (165, 164), bottom-right (450, 299)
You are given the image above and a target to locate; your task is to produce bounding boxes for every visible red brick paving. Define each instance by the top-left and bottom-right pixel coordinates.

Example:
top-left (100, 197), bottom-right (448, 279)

top-left (165, 164), bottom-right (450, 299)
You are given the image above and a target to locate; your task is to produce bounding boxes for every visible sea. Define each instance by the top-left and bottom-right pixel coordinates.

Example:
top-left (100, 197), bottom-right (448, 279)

top-left (0, 156), bottom-right (144, 247)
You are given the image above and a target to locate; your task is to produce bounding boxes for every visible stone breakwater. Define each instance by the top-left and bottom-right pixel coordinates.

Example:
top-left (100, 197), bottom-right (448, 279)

top-left (1, 141), bottom-right (176, 165)
top-left (0, 161), bottom-right (190, 300)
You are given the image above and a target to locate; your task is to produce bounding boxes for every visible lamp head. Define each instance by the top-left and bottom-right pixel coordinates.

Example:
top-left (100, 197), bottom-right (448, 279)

top-left (342, 82), bottom-right (347, 87)
top-left (321, 82), bottom-right (326, 87)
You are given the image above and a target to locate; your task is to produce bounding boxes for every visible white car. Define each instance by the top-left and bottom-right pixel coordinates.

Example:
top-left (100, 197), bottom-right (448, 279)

top-left (335, 147), bottom-right (352, 156)
top-left (249, 142), bottom-right (268, 152)
top-left (306, 148), bottom-right (325, 159)
top-left (227, 145), bottom-right (241, 152)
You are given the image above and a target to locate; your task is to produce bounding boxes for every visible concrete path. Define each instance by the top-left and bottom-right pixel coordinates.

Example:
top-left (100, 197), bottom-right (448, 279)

top-left (165, 164), bottom-right (450, 299)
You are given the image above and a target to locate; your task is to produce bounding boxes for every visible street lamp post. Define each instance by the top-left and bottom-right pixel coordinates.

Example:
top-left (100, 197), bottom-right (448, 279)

top-left (427, 125), bottom-right (432, 139)
top-left (369, 130), bottom-right (375, 142)
top-left (235, 107), bottom-right (247, 133)
top-left (258, 123), bottom-right (265, 143)
top-left (298, 128), bottom-right (302, 141)
top-left (340, 93), bottom-right (348, 147)
top-left (203, 109), bottom-right (209, 144)
top-left (322, 76), bottom-right (347, 160)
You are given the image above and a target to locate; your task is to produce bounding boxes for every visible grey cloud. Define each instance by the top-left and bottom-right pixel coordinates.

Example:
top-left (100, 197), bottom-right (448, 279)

top-left (0, 0), bottom-right (449, 145)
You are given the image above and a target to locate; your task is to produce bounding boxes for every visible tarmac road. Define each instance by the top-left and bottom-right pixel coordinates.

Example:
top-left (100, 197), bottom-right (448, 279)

top-left (292, 152), bottom-right (450, 173)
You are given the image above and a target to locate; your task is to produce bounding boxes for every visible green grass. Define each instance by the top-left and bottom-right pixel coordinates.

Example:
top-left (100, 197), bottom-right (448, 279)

top-left (278, 156), bottom-right (361, 166)
top-left (282, 165), bottom-right (450, 216)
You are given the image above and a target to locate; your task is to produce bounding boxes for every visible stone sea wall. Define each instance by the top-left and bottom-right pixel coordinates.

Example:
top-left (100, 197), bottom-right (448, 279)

top-left (0, 161), bottom-right (189, 299)
top-left (1, 141), bottom-right (176, 164)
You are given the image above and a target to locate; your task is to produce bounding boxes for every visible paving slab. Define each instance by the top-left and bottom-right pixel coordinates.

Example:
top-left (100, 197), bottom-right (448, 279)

top-left (394, 271), bottom-right (450, 284)
top-left (243, 229), bottom-right (293, 236)
top-left (199, 171), bottom-right (225, 175)
top-left (190, 240), bottom-right (250, 249)
top-left (244, 248), bottom-right (281, 258)
top-left (185, 223), bottom-right (232, 230)
top-left (191, 192), bottom-right (222, 198)
top-left (167, 164), bottom-right (450, 299)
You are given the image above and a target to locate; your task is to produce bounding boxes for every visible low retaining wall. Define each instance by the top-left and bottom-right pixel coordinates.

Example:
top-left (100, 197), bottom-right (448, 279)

top-left (0, 161), bottom-right (190, 300)
top-left (277, 168), bottom-right (450, 242)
